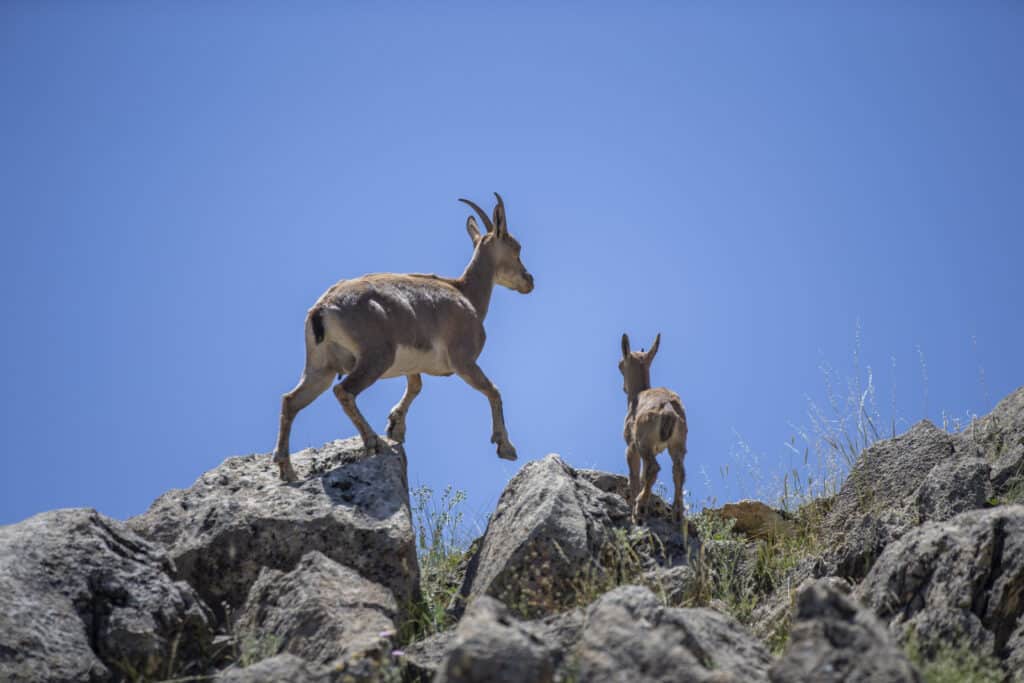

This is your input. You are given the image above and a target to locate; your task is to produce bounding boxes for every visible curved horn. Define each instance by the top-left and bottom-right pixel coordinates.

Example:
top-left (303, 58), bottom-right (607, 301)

top-left (458, 198), bottom-right (494, 233)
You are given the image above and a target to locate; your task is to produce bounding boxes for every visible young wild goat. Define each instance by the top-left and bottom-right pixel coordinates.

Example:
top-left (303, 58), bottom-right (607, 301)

top-left (619, 333), bottom-right (688, 523)
top-left (272, 193), bottom-right (534, 482)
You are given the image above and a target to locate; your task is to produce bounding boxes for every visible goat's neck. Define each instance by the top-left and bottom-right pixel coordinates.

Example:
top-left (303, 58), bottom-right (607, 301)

top-left (457, 246), bottom-right (497, 320)
top-left (625, 377), bottom-right (651, 414)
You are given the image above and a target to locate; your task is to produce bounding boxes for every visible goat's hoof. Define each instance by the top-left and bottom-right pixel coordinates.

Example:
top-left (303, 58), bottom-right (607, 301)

top-left (385, 416), bottom-right (406, 443)
top-left (496, 441), bottom-right (518, 461)
top-left (363, 434), bottom-right (382, 454)
top-left (278, 460), bottom-right (299, 483)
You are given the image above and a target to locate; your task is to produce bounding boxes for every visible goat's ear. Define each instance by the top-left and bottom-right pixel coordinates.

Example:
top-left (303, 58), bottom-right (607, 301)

top-left (466, 216), bottom-right (481, 245)
top-left (645, 333), bottom-right (661, 364)
top-left (621, 333), bottom-right (631, 360)
top-left (493, 192), bottom-right (507, 236)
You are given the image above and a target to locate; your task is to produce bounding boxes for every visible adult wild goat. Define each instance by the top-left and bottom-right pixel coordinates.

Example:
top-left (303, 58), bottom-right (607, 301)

top-left (272, 193), bottom-right (534, 482)
top-left (619, 333), bottom-right (688, 523)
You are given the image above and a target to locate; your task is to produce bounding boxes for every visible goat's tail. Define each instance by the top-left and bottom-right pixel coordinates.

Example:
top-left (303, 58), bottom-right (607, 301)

top-left (659, 410), bottom-right (677, 443)
top-left (309, 307), bottom-right (325, 345)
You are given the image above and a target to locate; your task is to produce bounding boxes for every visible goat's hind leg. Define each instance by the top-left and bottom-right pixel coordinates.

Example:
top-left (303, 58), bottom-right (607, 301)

top-left (636, 451), bottom-right (661, 521)
top-left (386, 373), bottom-right (422, 443)
top-left (273, 366), bottom-right (334, 482)
top-left (333, 351), bottom-right (392, 455)
top-left (669, 442), bottom-right (687, 524)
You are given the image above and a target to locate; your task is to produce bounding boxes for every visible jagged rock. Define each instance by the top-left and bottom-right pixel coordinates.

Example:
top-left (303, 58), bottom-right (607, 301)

top-left (235, 551), bottom-right (396, 666)
top-left (455, 455), bottom-right (632, 617)
top-left (434, 596), bottom-right (555, 683)
top-left (711, 500), bottom-right (796, 540)
top-left (216, 653), bottom-right (334, 682)
top-left (577, 585), bottom-right (772, 682)
top-left (0, 508), bottom-right (214, 683)
top-left (958, 386), bottom-right (1024, 500)
top-left (457, 455), bottom-right (699, 618)
top-left (769, 579), bottom-right (922, 682)
top-left (639, 565), bottom-right (700, 606)
top-left (857, 505), bottom-right (1024, 674)
top-left (576, 469), bottom-right (672, 519)
top-left (404, 606), bottom-right (584, 682)
top-left (129, 438), bottom-right (418, 621)
top-left (915, 458), bottom-right (992, 523)
top-left (821, 421), bottom-right (962, 579)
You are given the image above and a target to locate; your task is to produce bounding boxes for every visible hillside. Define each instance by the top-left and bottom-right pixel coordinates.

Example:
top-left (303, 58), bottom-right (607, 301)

top-left (2, 387), bottom-right (1022, 682)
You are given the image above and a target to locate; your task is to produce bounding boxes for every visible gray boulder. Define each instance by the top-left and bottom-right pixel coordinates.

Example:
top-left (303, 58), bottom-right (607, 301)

top-left (216, 654), bottom-right (334, 682)
top-left (821, 420), bottom-right (962, 579)
top-left (455, 455), bottom-right (632, 617)
top-left (0, 508), bottom-right (214, 683)
top-left (129, 438), bottom-right (418, 621)
top-left (915, 457), bottom-right (992, 523)
top-left (434, 596), bottom-right (555, 683)
top-left (234, 550), bottom-right (396, 666)
top-left (858, 505), bottom-right (1024, 674)
top-left (577, 585), bottom-right (772, 683)
top-left (957, 386), bottom-right (1024, 501)
top-left (769, 579), bottom-right (922, 682)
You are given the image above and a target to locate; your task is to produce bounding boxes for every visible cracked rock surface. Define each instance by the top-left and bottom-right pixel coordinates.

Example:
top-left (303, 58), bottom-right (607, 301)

top-left (0, 508), bottom-right (214, 683)
top-left (128, 438), bottom-right (418, 622)
top-left (858, 505), bottom-right (1024, 676)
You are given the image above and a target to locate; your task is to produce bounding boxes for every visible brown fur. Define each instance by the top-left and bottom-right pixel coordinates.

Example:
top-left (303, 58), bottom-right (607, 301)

top-left (619, 333), bottom-right (689, 523)
top-left (272, 194), bottom-right (533, 481)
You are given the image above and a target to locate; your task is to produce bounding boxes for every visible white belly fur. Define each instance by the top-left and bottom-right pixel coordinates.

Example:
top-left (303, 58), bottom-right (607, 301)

top-left (383, 344), bottom-right (452, 378)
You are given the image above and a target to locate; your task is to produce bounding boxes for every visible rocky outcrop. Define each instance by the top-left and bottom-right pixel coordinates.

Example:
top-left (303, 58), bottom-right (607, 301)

top-left (456, 455), bottom-right (698, 619)
top-left (858, 505), bottom-right (1024, 675)
top-left (234, 550), bottom-right (396, 666)
top-left (711, 500), bottom-right (796, 540)
top-left (0, 508), bottom-right (214, 683)
top-left (769, 579), bottom-right (922, 682)
top-left (215, 653), bottom-right (335, 682)
top-left (129, 438), bottom-right (418, 621)
top-left (821, 420), bottom-right (966, 579)
top-left (455, 455), bottom-right (632, 617)
top-left (434, 597), bottom-right (555, 683)
top-left (577, 585), bottom-right (772, 682)
top-left (958, 386), bottom-right (1024, 500)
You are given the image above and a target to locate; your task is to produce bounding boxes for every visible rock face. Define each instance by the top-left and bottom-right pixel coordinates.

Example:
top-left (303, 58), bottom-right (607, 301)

top-left (235, 550), bottom-right (397, 666)
top-left (858, 505), bottom-right (1024, 673)
top-left (577, 585), bottom-right (773, 682)
top-left (456, 455), bottom-right (633, 617)
top-left (456, 455), bottom-right (697, 619)
top-left (712, 500), bottom-right (796, 540)
top-left (821, 420), bottom-right (964, 579)
top-left (769, 579), bottom-right (922, 682)
top-left (0, 508), bottom-right (214, 683)
top-left (434, 597), bottom-right (555, 683)
top-left (215, 653), bottom-right (334, 683)
top-left (959, 386), bottom-right (1024, 500)
top-left (129, 438), bottom-right (418, 621)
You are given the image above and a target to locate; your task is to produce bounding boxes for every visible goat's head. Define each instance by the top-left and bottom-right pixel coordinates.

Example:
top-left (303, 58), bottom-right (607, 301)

top-left (619, 332), bottom-right (660, 396)
top-left (459, 193), bottom-right (534, 294)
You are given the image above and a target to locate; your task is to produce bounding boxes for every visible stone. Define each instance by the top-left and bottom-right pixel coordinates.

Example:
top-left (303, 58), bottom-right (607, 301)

top-left (234, 550), bottom-right (397, 666)
top-left (576, 585), bottom-right (772, 682)
top-left (0, 508), bottom-right (214, 683)
top-left (958, 386), bottom-right (1024, 500)
top-left (858, 505), bottom-right (1024, 675)
top-left (215, 653), bottom-right (334, 682)
top-left (915, 458), bottom-right (992, 523)
top-left (434, 597), bottom-right (555, 683)
top-left (769, 579), bottom-right (922, 682)
top-left (129, 438), bottom-right (418, 621)
top-left (711, 500), bottom-right (796, 540)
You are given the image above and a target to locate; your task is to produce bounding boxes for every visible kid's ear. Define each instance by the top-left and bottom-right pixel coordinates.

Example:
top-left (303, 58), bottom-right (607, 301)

top-left (466, 216), bottom-right (481, 245)
top-left (645, 333), bottom-right (661, 364)
top-left (621, 333), bottom-right (631, 360)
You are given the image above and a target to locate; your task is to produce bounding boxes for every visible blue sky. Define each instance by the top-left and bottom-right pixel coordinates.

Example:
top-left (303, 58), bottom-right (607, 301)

top-left (2, 3), bottom-right (1022, 527)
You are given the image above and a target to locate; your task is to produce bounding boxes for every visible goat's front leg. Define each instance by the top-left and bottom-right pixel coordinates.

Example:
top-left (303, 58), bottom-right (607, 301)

top-left (333, 352), bottom-right (391, 455)
top-left (455, 362), bottom-right (517, 461)
top-left (386, 374), bottom-right (422, 444)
